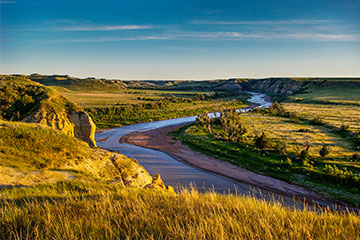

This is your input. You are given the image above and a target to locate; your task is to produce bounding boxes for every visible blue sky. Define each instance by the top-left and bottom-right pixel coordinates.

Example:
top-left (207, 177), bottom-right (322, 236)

top-left (1, 0), bottom-right (359, 79)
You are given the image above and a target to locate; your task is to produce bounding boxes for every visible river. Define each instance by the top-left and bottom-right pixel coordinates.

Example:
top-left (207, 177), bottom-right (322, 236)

top-left (95, 93), bottom-right (336, 208)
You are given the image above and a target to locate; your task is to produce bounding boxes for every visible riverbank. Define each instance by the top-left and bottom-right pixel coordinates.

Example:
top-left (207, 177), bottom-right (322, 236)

top-left (120, 123), bottom-right (334, 205)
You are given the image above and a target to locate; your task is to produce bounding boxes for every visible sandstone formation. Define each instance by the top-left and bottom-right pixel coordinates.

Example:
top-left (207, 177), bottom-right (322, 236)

top-left (23, 108), bottom-right (97, 147)
top-left (71, 111), bottom-right (97, 147)
top-left (110, 153), bottom-right (153, 188)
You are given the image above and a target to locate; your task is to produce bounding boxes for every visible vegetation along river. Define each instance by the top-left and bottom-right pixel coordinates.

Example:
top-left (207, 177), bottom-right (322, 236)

top-left (96, 92), bottom-right (338, 209)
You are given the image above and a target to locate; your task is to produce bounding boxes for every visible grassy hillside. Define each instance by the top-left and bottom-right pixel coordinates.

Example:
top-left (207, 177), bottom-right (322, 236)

top-left (0, 120), bottom-right (156, 189)
top-left (0, 75), bottom-right (80, 122)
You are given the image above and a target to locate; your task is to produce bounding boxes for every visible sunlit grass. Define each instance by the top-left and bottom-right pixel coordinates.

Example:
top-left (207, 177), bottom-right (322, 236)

top-left (284, 103), bottom-right (360, 133)
top-left (1, 185), bottom-right (359, 240)
top-left (240, 113), bottom-right (356, 158)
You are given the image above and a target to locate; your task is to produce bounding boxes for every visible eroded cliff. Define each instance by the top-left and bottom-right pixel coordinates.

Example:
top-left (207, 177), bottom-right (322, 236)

top-left (0, 75), bottom-right (97, 147)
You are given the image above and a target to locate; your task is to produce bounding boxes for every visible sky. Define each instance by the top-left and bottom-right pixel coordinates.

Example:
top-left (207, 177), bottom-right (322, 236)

top-left (1, 0), bottom-right (360, 80)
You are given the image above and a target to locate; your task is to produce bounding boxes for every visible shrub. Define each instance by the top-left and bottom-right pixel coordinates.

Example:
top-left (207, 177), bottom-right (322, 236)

top-left (355, 132), bottom-right (360, 147)
top-left (299, 149), bottom-right (310, 161)
top-left (268, 102), bottom-right (286, 116)
top-left (319, 145), bottom-right (330, 157)
top-left (254, 132), bottom-right (269, 149)
top-left (196, 113), bottom-right (210, 128)
top-left (340, 125), bottom-right (350, 132)
top-left (311, 116), bottom-right (323, 125)
top-left (288, 112), bottom-right (300, 123)
top-left (298, 128), bottom-right (313, 133)
top-left (274, 142), bottom-right (287, 155)
top-left (352, 153), bottom-right (360, 162)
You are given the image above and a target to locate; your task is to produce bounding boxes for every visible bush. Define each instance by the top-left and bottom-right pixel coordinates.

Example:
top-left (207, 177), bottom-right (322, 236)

top-left (340, 125), bottom-right (350, 132)
top-left (355, 132), bottom-right (360, 147)
top-left (299, 149), bottom-right (310, 161)
top-left (274, 142), bottom-right (287, 155)
top-left (352, 153), bottom-right (360, 162)
top-left (319, 145), bottom-right (330, 157)
top-left (311, 116), bottom-right (323, 125)
top-left (254, 132), bottom-right (269, 149)
top-left (288, 112), bottom-right (300, 123)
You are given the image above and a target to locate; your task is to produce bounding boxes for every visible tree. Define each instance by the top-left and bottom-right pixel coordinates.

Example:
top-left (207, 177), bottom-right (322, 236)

top-left (196, 113), bottom-right (211, 133)
top-left (319, 145), bottom-right (330, 157)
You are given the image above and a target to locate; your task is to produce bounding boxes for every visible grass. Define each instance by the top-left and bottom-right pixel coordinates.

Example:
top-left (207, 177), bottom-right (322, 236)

top-left (58, 89), bottom-right (214, 107)
top-left (0, 120), bottom-right (96, 171)
top-left (239, 113), bottom-right (357, 158)
top-left (284, 83), bottom-right (360, 133)
top-left (1, 183), bottom-right (359, 240)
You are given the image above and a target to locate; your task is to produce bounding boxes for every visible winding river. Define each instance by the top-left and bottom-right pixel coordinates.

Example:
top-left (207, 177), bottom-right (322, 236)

top-left (95, 93), bottom-right (336, 208)
top-left (96, 92), bottom-right (269, 190)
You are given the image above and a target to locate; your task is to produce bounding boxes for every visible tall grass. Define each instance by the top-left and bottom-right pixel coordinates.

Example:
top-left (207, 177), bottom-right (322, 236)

top-left (1, 187), bottom-right (359, 240)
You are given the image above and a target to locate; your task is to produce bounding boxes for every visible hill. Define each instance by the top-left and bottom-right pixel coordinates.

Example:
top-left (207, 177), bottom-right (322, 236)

top-left (28, 74), bottom-right (126, 91)
top-left (0, 75), bottom-right (97, 146)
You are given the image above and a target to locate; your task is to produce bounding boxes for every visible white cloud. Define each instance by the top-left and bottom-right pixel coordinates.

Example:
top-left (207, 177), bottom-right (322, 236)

top-left (32, 35), bottom-right (170, 43)
top-left (57, 25), bottom-right (153, 31)
top-left (192, 19), bottom-right (334, 25)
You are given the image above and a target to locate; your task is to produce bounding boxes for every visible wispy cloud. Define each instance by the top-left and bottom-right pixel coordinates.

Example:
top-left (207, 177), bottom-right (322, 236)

top-left (165, 31), bottom-right (360, 42)
top-left (56, 25), bottom-right (153, 31)
top-left (0, 0), bottom-right (17, 4)
top-left (31, 36), bottom-right (170, 43)
top-left (164, 46), bottom-right (207, 52)
top-left (23, 31), bottom-right (360, 43)
top-left (192, 19), bottom-right (334, 25)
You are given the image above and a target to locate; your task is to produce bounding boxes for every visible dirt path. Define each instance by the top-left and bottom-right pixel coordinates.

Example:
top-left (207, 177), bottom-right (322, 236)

top-left (121, 123), bottom-right (333, 204)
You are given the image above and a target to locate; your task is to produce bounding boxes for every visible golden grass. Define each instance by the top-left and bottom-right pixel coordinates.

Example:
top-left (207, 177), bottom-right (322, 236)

top-left (284, 103), bottom-right (360, 132)
top-left (58, 89), bottom-right (212, 107)
top-left (241, 113), bottom-right (356, 158)
top-left (1, 187), bottom-right (359, 240)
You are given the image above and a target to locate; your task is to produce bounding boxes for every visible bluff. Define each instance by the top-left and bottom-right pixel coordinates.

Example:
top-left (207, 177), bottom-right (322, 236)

top-left (0, 75), bottom-right (96, 147)
top-left (239, 78), bottom-right (360, 96)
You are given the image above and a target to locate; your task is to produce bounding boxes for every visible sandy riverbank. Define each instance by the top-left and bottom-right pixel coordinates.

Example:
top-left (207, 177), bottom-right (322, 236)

top-left (120, 123), bottom-right (330, 203)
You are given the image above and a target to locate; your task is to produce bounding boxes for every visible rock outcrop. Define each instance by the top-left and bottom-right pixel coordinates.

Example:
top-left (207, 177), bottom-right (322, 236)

top-left (23, 109), bottom-right (74, 136)
top-left (71, 111), bottom-right (97, 147)
top-left (110, 153), bottom-right (153, 188)
top-left (23, 108), bottom-right (97, 147)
